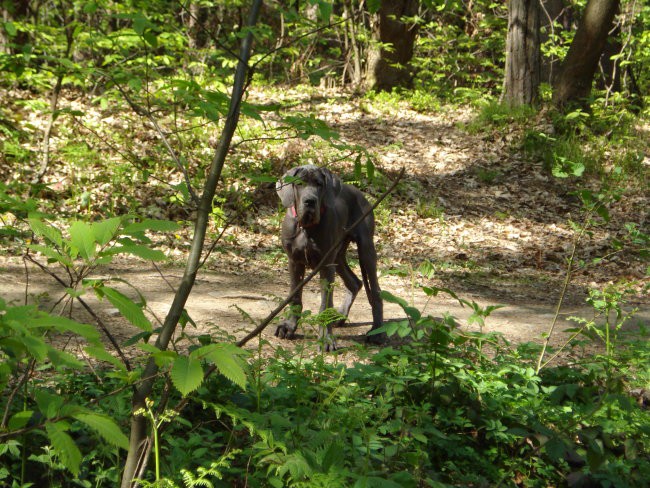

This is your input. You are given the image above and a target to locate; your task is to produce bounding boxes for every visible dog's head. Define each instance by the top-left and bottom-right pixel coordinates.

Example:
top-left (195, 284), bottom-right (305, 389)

top-left (276, 165), bottom-right (341, 227)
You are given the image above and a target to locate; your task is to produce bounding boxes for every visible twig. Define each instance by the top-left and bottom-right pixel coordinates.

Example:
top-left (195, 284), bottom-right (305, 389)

top-left (535, 222), bottom-right (590, 374)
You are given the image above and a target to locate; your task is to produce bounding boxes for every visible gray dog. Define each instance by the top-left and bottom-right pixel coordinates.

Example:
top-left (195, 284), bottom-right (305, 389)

top-left (275, 164), bottom-right (384, 351)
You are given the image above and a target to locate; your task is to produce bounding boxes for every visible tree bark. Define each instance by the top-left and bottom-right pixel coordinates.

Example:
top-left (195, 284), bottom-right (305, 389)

top-left (365, 0), bottom-right (419, 92)
top-left (119, 1), bottom-right (263, 486)
top-left (503, 0), bottom-right (541, 107)
top-left (552, 0), bottom-right (620, 108)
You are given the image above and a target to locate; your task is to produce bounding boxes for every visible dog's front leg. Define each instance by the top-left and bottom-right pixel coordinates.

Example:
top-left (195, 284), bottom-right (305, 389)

top-left (275, 258), bottom-right (305, 339)
top-left (318, 264), bottom-right (337, 352)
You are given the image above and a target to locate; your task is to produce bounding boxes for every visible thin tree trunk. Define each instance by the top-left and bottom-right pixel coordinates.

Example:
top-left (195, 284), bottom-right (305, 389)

top-left (552, 0), bottom-right (620, 108)
top-left (119, 1), bottom-right (263, 486)
top-left (503, 0), bottom-right (540, 107)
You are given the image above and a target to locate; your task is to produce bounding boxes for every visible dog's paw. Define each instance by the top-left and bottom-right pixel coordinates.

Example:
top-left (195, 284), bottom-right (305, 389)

top-left (275, 322), bottom-right (296, 340)
top-left (319, 337), bottom-right (338, 353)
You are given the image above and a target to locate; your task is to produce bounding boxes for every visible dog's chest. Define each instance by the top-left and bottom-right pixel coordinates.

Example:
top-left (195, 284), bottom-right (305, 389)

top-left (287, 229), bottom-right (323, 267)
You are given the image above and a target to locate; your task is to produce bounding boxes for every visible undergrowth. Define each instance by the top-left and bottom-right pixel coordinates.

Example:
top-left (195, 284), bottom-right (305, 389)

top-left (2, 293), bottom-right (648, 487)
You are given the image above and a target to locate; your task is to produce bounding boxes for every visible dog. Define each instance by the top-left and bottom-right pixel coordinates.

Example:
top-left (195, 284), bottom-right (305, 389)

top-left (275, 164), bottom-right (384, 351)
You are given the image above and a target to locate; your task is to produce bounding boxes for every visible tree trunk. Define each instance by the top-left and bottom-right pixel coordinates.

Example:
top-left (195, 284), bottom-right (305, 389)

top-left (365, 0), bottom-right (419, 92)
top-left (552, 0), bottom-right (620, 108)
top-left (119, 1), bottom-right (263, 486)
top-left (503, 0), bottom-right (541, 107)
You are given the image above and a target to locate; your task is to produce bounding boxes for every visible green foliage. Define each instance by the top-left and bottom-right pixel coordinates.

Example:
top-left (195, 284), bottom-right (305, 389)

top-left (0, 298), bottom-right (129, 479)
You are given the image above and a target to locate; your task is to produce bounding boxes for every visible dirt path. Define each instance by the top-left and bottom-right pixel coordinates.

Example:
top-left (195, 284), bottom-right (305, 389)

top-left (3, 256), bottom-right (647, 366)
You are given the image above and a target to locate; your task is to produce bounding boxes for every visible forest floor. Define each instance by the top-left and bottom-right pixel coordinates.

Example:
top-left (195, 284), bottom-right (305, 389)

top-left (2, 88), bottom-right (648, 365)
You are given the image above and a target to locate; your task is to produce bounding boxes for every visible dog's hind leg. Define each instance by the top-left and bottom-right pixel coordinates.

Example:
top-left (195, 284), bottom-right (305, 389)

top-left (357, 236), bottom-right (384, 344)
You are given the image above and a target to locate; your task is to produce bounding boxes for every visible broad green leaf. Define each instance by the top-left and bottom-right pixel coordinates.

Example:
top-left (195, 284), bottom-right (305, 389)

top-left (83, 2), bottom-right (97, 14)
top-left (27, 244), bottom-right (72, 266)
top-left (366, 0), bottom-right (382, 14)
top-left (4, 21), bottom-right (17, 37)
top-left (170, 356), bottom-right (204, 396)
top-left (91, 217), bottom-right (122, 246)
top-left (132, 13), bottom-right (151, 36)
top-left (21, 335), bottom-right (48, 361)
top-left (29, 218), bottom-right (63, 247)
top-left (123, 219), bottom-right (180, 234)
top-left (73, 412), bottom-right (129, 450)
top-left (46, 422), bottom-right (82, 476)
top-left (8, 410), bottom-right (34, 430)
top-left (85, 346), bottom-right (126, 371)
top-left (321, 441), bottom-right (345, 472)
top-left (380, 290), bottom-right (421, 320)
top-left (152, 350), bottom-right (177, 368)
top-left (317, 0), bottom-right (333, 22)
top-left (69, 220), bottom-right (96, 260)
top-left (199, 344), bottom-right (247, 389)
top-left (106, 244), bottom-right (166, 261)
top-left (30, 315), bottom-right (100, 343)
top-left (35, 390), bottom-right (64, 419)
top-left (143, 31), bottom-right (158, 48)
top-left (48, 348), bottom-right (84, 369)
top-left (99, 287), bottom-right (152, 331)
top-left (543, 437), bottom-right (568, 462)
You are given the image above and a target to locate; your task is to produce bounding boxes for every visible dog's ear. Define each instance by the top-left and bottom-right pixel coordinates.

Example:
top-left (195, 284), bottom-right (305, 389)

top-left (323, 168), bottom-right (341, 202)
top-left (276, 167), bottom-right (300, 208)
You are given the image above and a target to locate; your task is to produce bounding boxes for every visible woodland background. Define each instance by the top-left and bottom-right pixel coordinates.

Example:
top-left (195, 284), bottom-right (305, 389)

top-left (0, 1), bottom-right (649, 487)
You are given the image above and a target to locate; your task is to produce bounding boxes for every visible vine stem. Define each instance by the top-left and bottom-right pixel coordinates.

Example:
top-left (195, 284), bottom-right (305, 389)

top-left (535, 224), bottom-right (589, 374)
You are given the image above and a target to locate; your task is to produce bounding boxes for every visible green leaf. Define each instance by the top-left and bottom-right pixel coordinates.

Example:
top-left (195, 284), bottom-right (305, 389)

top-left (46, 422), bottom-right (82, 476)
top-left (69, 220), bottom-right (96, 260)
top-left (196, 344), bottom-right (247, 389)
top-left (380, 290), bottom-right (421, 320)
top-left (29, 218), bottom-right (63, 247)
top-left (321, 441), bottom-right (345, 472)
top-left (31, 315), bottom-right (100, 343)
top-left (27, 244), bottom-right (72, 266)
top-left (8, 410), bottom-right (34, 430)
top-left (4, 21), bottom-right (17, 37)
top-left (543, 437), bottom-right (568, 462)
top-left (366, 0), bottom-right (382, 14)
top-left (99, 286), bottom-right (152, 331)
top-left (21, 335), bottom-right (48, 361)
top-left (316, 1), bottom-right (332, 22)
top-left (48, 348), bottom-right (84, 369)
top-left (85, 346), bottom-right (126, 371)
top-left (132, 13), bottom-right (150, 36)
top-left (35, 390), bottom-right (64, 419)
top-left (170, 356), bottom-right (204, 396)
top-left (123, 219), bottom-right (180, 235)
top-left (91, 217), bottom-right (122, 246)
top-left (83, 2), bottom-right (98, 14)
top-left (143, 31), bottom-right (158, 48)
top-left (73, 412), bottom-right (129, 450)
